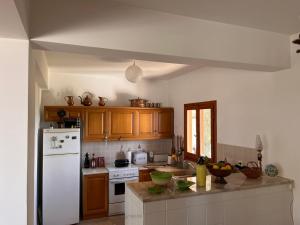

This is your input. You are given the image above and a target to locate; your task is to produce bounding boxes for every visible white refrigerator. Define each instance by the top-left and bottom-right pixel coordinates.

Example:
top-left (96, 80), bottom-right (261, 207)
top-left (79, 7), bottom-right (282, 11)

top-left (42, 128), bottom-right (80, 225)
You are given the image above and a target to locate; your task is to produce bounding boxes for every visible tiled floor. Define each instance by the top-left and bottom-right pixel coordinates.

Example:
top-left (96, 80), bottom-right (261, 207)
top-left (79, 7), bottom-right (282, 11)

top-left (79, 215), bottom-right (124, 225)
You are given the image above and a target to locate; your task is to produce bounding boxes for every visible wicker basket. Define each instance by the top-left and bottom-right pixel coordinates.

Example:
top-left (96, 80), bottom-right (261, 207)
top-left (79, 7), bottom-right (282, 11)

top-left (240, 161), bottom-right (262, 179)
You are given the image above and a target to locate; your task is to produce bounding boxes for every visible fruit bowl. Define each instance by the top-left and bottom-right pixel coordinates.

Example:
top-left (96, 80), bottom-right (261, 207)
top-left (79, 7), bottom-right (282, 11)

top-left (207, 163), bottom-right (232, 184)
top-left (150, 171), bottom-right (172, 186)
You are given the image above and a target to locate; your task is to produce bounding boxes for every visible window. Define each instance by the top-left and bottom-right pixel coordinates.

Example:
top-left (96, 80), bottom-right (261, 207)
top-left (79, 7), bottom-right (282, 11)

top-left (184, 101), bottom-right (217, 162)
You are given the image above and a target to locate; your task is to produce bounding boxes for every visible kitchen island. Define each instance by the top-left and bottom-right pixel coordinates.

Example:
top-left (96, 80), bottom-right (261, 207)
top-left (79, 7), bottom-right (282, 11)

top-left (125, 173), bottom-right (293, 225)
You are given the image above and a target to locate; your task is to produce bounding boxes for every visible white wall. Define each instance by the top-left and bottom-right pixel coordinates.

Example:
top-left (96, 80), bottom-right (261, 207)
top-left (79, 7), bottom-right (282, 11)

top-left (31, 0), bottom-right (290, 71)
top-left (42, 72), bottom-right (169, 107)
top-left (0, 38), bottom-right (29, 225)
top-left (168, 34), bottom-right (300, 224)
top-left (168, 67), bottom-right (273, 148)
top-left (28, 49), bottom-right (48, 225)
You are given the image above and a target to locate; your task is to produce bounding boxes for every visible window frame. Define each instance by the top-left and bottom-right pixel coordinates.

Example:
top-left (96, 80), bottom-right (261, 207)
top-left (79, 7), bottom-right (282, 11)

top-left (184, 100), bottom-right (217, 162)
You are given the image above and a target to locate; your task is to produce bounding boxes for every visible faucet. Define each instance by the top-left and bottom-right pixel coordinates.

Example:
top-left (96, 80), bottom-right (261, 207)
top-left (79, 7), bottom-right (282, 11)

top-left (183, 160), bottom-right (196, 170)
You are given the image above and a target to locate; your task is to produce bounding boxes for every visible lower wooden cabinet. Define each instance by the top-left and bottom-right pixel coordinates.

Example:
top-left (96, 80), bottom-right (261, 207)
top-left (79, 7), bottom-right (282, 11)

top-left (139, 169), bottom-right (153, 182)
top-left (82, 173), bottom-right (108, 219)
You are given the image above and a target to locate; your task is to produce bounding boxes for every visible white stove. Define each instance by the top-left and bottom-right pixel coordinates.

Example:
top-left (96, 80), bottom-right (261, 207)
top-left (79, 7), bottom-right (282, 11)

top-left (106, 165), bottom-right (139, 215)
top-left (106, 165), bottom-right (139, 180)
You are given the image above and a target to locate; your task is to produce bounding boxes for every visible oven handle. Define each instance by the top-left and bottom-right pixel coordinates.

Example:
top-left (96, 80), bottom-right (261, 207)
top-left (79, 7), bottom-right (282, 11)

top-left (110, 177), bottom-right (138, 184)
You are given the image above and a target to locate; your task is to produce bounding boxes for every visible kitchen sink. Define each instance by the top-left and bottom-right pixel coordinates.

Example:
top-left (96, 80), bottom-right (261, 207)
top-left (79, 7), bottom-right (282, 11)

top-left (143, 161), bottom-right (196, 178)
top-left (154, 165), bottom-right (196, 178)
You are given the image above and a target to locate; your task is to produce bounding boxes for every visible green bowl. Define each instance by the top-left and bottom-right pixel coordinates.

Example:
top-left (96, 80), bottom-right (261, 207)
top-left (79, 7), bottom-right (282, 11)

top-left (150, 171), bottom-right (172, 185)
top-left (148, 186), bottom-right (165, 194)
top-left (176, 180), bottom-right (195, 191)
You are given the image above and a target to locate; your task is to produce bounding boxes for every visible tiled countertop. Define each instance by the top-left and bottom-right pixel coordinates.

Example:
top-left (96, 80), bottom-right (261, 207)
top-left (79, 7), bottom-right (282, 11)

top-left (127, 173), bottom-right (293, 202)
top-left (82, 168), bottom-right (108, 175)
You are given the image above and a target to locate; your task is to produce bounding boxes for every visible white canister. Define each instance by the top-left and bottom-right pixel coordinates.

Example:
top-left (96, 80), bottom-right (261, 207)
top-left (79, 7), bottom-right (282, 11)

top-left (167, 155), bottom-right (172, 165)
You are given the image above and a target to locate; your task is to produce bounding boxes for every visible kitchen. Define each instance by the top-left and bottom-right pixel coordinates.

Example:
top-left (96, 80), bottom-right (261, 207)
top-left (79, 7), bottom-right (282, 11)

top-left (1, 1), bottom-right (300, 225)
top-left (38, 51), bottom-right (186, 225)
top-left (38, 50), bottom-right (294, 225)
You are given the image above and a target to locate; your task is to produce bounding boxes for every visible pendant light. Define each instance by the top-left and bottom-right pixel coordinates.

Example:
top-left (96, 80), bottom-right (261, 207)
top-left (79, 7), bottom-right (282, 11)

top-left (125, 60), bottom-right (143, 83)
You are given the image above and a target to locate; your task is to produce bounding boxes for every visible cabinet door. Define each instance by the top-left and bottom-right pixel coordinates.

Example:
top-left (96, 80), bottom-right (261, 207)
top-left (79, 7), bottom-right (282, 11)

top-left (138, 110), bottom-right (156, 138)
top-left (139, 169), bottom-right (152, 182)
top-left (156, 109), bottom-right (174, 138)
top-left (83, 174), bottom-right (108, 219)
top-left (107, 109), bottom-right (138, 139)
top-left (44, 107), bottom-right (65, 121)
top-left (44, 106), bottom-right (83, 122)
top-left (84, 109), bottom-right (106, 141)
top-left (67, 109), bottom-right (83, 119)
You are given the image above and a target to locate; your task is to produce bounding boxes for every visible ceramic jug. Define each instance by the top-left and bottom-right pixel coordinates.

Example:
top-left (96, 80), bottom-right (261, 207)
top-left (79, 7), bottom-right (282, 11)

top-left (64, 96), bottom-right (74, 106)
top-left (98, 97), bottom-right (108, 106)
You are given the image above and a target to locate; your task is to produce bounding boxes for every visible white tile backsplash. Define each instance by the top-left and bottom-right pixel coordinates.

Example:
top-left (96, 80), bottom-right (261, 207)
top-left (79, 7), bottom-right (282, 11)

top-left (82, 139), bottom-right (172, 164)
top-left (82, 141), bottom-right (256, 165)
top-left (217, 143), bottom-right (257, 164)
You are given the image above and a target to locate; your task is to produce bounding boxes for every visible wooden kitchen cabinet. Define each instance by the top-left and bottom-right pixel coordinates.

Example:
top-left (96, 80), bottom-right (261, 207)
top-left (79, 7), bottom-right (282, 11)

top-left (138, 110), bottom-right (156, 138)
top-left (44, 106), bottom-right (174, 141)
top-left (84, 109), bottom-right (107, 141)
top-left (139, 169), bottom-right (153, 182)
top-left (83, 173), bottom-right (108, 219)
top-left (156, 109), bottom-right (174, 138)
top-left (44, 106), bottom-right (83, 122)
top-left (138, 108), bottom-right (174, 139)
top-left (107, 109), bottom-right (138, 140)
top-left (68, 108), bottom-right (83, 119)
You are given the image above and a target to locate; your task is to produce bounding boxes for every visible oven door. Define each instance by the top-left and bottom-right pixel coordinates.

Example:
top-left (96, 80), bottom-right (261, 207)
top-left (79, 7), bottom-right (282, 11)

top-left (109, 177), bottom-right (138, 204)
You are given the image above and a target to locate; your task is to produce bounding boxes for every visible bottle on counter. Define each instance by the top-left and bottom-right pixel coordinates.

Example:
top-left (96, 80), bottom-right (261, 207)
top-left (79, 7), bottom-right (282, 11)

top-left (91, 153), bottom-right (96, 168)
top-left (196, 156), bottom-right (207, 187)
top-left (84, 153), bottom-right (90, 168)
top-left (76, 117), bottom-right (81, 128)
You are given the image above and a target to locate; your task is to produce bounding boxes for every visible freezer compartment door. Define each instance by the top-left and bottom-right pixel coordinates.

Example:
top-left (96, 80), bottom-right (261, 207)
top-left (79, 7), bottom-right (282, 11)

top-left (43, 154), bottom-right (80, 225)
top-left (43, 129), bottom-right (80, 155)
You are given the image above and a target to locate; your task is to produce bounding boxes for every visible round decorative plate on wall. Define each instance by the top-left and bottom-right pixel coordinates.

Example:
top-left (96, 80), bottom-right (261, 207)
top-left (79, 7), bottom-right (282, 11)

top-left (265, 164), bottom-right (279, 177)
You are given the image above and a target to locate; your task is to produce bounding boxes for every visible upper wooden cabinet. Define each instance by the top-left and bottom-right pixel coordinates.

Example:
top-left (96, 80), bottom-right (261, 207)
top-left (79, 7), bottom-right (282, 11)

top-left (44, 106), bottom-right (174, 141)
top-left (156, 109), bottom-right (174, 138)
top-left (44, 106), bottom-right (83, 121)
top-left (138, 110), bottom-right (156, 138)
top-left (84, 109), bottom-right (106, 141)
top-left (107, 109), bottom-right (138, 140)
top-left (138, 109), bottom-right (174, 139)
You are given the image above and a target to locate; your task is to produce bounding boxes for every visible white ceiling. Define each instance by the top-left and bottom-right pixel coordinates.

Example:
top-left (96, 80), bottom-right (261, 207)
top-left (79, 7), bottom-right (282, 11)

top-left (114, 0), bottom-right (300, 34)
top-left (45, 51), bottom-right (196, 80)
top-left (0, 0), bottom-right (28, 39)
